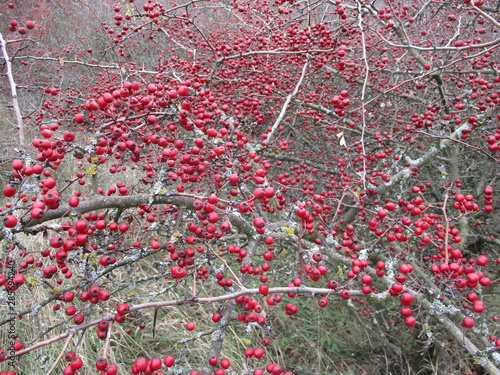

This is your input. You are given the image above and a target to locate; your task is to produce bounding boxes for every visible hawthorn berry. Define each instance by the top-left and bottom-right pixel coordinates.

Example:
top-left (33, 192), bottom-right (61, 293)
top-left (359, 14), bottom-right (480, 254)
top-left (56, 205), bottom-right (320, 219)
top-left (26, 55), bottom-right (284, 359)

top-left (70, 357), bottom-right (83, 370)
top-left (4, 215), bottom-right (17, 228)
top-left (96, 358), bottom-right (108, 371)
top-left (116, 303), bottom-right (130, 315)
top-left (462, 317), bottom-right (475, 328)
top-left (318, 298), bottom-right (329, 307)
top-left (404, 316), bottom-right (417, 327)
top-left (254, 347), bottom-right (265, 358)
top-left (340, 290), bottom-right (351, 300)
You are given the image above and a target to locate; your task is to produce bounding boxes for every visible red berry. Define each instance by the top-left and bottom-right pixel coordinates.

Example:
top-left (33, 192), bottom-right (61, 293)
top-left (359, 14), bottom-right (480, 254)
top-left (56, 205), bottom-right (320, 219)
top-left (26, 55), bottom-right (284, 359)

top-left (4, 215), bottom-right (18, 228)
top-left (70, 357), bottom-right (83, 370)
top-left (254, 347), bottom-right (265, 358)
top-left (476, 255), bottom-right (489, 266)
top-left (404, 316), bottom-right (417, 327)
top-left (106, 364), bottom-right (118, 375)
top-left (400, 293), bottom-right (414, 306)
top-left (220, 358), bottom-right (230, 369)
top-left (116, 303), bottom-right (130, 315)
top-left (96, 358), bottom-right (108, 371)
top-left (164, 355), bottom-right (175, 367)
top-left (340, 290), bottom-right (351, 300)
top-left (3, 184), bottom-right (16, 197)
top-left (66, 306), bottom-right (76, 316)
top-left (361, 275), bottom-right (372, 284)
top-left (178, 86), bottom-right (189, 96)
top-left (377, 209), bottom-right (387, 218)
top-left (462, 317), bottom-right (475, 328)
top-left (208, 355), bottom-right (218, 366)
top-left (259, 284), bottom-right (269, 295)
top-left (12, 159), bottom-right (23, 170)
top-left (318, 298), bottom-right (329, 307)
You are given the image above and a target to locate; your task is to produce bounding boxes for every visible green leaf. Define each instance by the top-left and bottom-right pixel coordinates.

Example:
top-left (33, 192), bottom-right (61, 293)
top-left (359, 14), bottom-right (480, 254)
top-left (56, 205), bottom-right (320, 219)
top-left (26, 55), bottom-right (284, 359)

top-left (240, 337), bottom-right (252, 346)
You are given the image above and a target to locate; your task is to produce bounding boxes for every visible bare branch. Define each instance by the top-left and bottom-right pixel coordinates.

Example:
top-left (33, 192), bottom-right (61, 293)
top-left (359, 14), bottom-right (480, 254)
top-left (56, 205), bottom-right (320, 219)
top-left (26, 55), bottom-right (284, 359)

top-left (0, 32), bottom-right (25, 146)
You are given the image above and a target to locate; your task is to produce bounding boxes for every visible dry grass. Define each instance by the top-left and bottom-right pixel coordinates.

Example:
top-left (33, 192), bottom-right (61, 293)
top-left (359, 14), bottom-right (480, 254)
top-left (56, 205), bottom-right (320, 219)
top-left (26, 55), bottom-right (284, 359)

top-left (2, 223), bottom-right (488, 375)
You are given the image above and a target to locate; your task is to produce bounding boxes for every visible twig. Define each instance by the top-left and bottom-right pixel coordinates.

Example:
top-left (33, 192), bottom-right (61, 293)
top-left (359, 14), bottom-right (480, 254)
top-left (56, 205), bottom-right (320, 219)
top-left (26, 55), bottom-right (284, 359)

top-left (357, 0), bottom-right (370, 191)
top-left (200, 300), bottom-right (236, 375)
top-left (207, 244), bottom-right (244, 288)
top-left (415, 130), bottom-right (497, 162)
top-left (102, 321), bottom-right (112, 358)
top-left (44, 333), bottom-right (74, 375)
top-left (265, 57), bottom-right (309, 145)
top-left (333, 192), bottom-right (347, 223)
top-left (374, 31), bottom-right (500, 52)
top-left (472, 4), bottom-right (500, 27)
top-left (14, 55), bottom-right (144, 72)
top-left (9, 286), bottom-right (363, 358)
top-left (443, 192), bottom-right (450, 264)
top-left (215, 48), bottom-right (335, 63)
top-left (0, 32), bottom-right (25, 146)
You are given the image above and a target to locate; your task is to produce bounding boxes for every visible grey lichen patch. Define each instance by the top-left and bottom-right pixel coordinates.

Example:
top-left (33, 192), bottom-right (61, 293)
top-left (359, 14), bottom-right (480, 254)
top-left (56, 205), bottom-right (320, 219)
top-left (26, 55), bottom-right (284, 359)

top-left (428, 298), bottom-right (460, 316)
